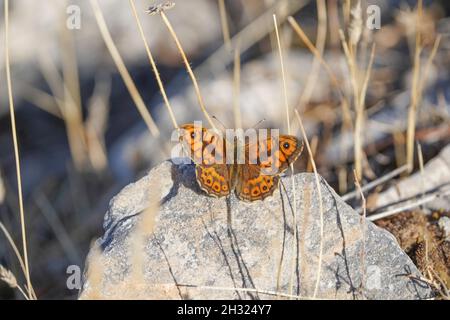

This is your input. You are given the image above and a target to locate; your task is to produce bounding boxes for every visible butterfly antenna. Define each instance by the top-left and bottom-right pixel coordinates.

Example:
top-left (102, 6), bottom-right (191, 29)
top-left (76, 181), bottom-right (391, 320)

top-left (251, 118), bottom-right (266, 129)
top-left (211, 115), bottom-right (228, 131)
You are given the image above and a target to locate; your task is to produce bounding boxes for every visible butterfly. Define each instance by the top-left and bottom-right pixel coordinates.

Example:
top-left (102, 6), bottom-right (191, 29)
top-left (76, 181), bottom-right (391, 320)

top-left (179, 124), bottom-right (304, 202)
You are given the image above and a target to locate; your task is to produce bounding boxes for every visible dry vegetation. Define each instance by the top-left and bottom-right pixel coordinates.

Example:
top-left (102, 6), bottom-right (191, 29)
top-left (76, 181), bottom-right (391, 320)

top-left (0, 0), bottom-right (449, 299)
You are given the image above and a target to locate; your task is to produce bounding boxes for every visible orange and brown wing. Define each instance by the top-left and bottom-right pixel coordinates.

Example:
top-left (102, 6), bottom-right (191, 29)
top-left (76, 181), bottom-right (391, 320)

top-left (180, 124), bottom-right (231, 197)
top-left (235, 134), bottom-right (303, 202)
top-left (179, 123), bottom-right (226, 165)
top-left (235, 164), bottom-right (279, 202)
top-left (248, 134), bottom-right (304, 175)
top-left (196, 164), bottom-right (232, 198)
top-left (274, 135), bottom-right (304, 173)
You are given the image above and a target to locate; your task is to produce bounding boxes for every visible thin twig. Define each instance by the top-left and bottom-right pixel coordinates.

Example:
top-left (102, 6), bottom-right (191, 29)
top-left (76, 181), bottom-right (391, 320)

top-left (354, 44), bottom-right (376, 180)
top-left (233, 40), bottom-right (242, 129)
top-left (417, 143), bottom-right (425, 204)
top-left (175, 283), bottom-right (322, 300)
top-left (196, 0), bottom-right (309, 77)
top-left (4, 0), bottom-right (33, 299)
top-left (294, 109), bottom-right (324, 298)
top-left (129, 0), bottom-right (178, 129)
top-left (294, 0), bottom-right (327, 112)
top-left (158, 11), bottom-right (217, 131)
top-left (342, 164), bottom-right (409, 201)
top-left (90, 0), bottom-right (160, 137)
top-left (288, 16), bottom-right (340, 89)
top-left (273, 14), bottom-right (297, 298)
top-left (0, 222), bottom-right (28, 287)
top-left (218, 0), bottom-right (231, 51)
top-left (367, 187), bottom-right (450, 221)
top-left (406, 0), bottom-right (423, 173)
top-left (353, 170), bottom-right (366, 296)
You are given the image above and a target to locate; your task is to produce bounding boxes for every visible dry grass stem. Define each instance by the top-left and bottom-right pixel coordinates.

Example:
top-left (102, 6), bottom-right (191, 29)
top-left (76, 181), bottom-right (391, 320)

top-left (4, 0), bottom-right (33, 299)
top-left (158, 11), bottom-right (217, 131)
top-left (353, 170), bottom-right (367, 296)
top-left (342, 164), bottom-right (410, 201)
top-left (196, 0), bottom-right (308, 77)
top-left (233, 41), bottom-right (242, 129)
top-left (0, 222), bottom-right (28, 286)
top-left (129, 0), bottom-right (179, 130)
top-left (348, 0), bottom-right (362, 46)
top-left (20, 83), bottom-right (62, 118)
top-left (295, 0), bottom-right (327, 112)
top-left (406, 0), bottom-right (423, 173)
top-left (354, 44), bottom-right (376, 181)
top-left (218, 0), bottom-right (231, 51)
top-left (306, 135), bottom-right (319, 172)
top-left (90, 0), bottom-right (160, 137)
top-left (0, 265), bottom-right (28, 299)
top-left (273, 14), bottom-right (298, 297)
top-left (368, 187), bottom-right (450, 221)
top-left (85, 76), bottom-right (111, 172)
top-left (417, 143), bottom-right (425, 202)
top-left (0, 170), bottom-right (5, 204)
top-left (294, 109), bottom-right (324, 298)
top-left (288, 16), bottom-right (339, 89)
top-left (176, 283), bottom-right (321, 300)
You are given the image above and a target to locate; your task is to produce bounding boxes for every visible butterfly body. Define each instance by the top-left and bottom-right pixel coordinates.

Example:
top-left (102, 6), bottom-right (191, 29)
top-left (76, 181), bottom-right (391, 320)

top-left (179, 124), bottom-right (303, 202)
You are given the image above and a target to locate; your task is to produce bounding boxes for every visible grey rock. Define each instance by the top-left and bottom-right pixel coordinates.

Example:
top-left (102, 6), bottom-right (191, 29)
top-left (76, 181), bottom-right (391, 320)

top-left (80, 160), bottom-right (433, 300)
top-left (439, 216), bottom-right (450, 241)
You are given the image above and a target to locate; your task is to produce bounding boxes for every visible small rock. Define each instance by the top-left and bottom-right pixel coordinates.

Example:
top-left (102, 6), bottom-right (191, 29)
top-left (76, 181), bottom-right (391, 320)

top-left (80, 161), bottom-right (432, 300)
top-left (438, 216), bottom-right (450, 241)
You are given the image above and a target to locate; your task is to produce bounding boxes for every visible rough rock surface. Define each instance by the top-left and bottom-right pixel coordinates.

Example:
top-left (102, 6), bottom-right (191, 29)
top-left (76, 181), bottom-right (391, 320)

top-left (79, 160), bottom-right (432, 300)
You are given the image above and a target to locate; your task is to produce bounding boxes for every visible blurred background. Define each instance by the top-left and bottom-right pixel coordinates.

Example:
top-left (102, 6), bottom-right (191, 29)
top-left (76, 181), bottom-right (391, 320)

top-left (0, 0), bottom-right (449, 299)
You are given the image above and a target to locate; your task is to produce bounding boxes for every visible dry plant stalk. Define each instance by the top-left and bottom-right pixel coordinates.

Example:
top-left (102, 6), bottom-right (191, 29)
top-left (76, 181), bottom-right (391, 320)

top-left (294, 109), bottom-right (324, 299)
top-left (4, 0), bottom-right (34, 299)
top-left (196, 0), bottom-right (308, 77)
top-left (233, 41), bottom-right (242, 129)
top-left (0, 222), bottom-right (28, 284)
top-left (353, 170), bottom-right (367, 297)
top-left (176, 283), bottom-right (327, 300)
top-left (354, 44), bottom-right (376, 181)
top-left (273, 14), bottom-right (298, 298)
top-left (348, 0), bottom-right (362, 47)
top-left (288, 16), bottom-right (339, 89)
top-left (20, 83), bottom-right (62, 118)
top-left (306, 136), bottom-right (319, 172)
top-left (288, 16), bottom-right (352, 128)
top-left (417, 143), bottom-right (425, 201)
top-left (59, 1), bottom-right (88, 170)
top-left (129, 0), bottom-right (179, 130)
top-left (0, 170), bottom-right (5, 204)
top-left (337, 0), bottom-right (376, 182)
top-left (295, 0), bottom-right (327, 112)
top-left (38, 51), bottom-right (89, 169)
top-left (218, 0), bottom-right (231, 51)
top-left (406, 0), bottom-right (423, 173)
top-left (0, 265), bottom-right (28, 299)
top-left (89, 0), bottom-right (160, 137)
top-left (85, 77), bottom-right (111, 172)
top-left (153, 8), bottom-right (217, 131)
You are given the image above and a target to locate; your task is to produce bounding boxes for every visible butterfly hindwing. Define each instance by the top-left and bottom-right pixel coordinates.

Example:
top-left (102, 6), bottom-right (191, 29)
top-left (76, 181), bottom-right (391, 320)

top-left (235, 164), bottom-right (279, 201)
top-left (196, 164), bottom-right (232, 197)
